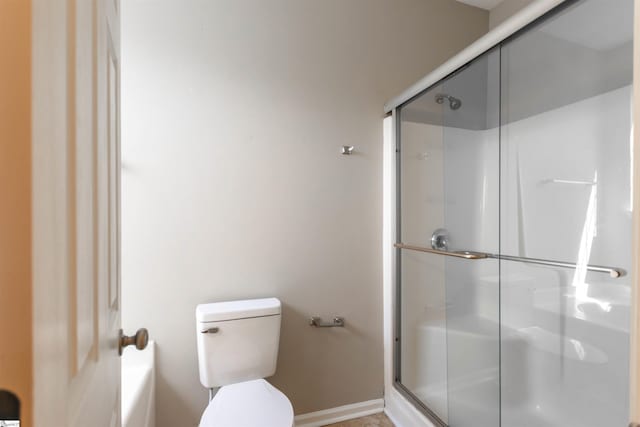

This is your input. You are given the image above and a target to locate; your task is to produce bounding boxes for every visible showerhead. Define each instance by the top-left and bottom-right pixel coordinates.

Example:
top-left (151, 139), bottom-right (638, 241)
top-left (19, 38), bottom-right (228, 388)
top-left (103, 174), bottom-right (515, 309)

top-left (435, 93), bottom-right (462, 110)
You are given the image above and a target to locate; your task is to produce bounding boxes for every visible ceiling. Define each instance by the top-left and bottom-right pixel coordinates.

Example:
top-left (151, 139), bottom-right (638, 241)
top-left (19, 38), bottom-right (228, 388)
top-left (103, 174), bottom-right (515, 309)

top-left (455, 0), bottom-right (632, 51)
top-left (454, 0), bottom-right (503, 9)
top-left (539, 0), bottom-right (633, 51)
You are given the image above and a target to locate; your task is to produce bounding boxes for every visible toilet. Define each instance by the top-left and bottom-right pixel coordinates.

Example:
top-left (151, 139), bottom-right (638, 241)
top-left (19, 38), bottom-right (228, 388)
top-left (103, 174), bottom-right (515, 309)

top-left (195, 297), bottom-right (294, 427)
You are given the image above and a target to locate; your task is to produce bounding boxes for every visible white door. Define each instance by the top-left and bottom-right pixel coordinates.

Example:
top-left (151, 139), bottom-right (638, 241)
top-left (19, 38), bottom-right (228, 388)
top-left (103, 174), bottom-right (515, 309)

top-left (31, 0), bottom-right (140, 426)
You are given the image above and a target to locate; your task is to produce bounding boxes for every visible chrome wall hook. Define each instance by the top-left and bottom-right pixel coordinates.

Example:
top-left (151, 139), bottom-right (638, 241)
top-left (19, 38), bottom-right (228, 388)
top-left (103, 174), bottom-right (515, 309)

top-left (309, 316), bottom-right (345, 327)
top-left (341, 146), bottom-right (354, 155)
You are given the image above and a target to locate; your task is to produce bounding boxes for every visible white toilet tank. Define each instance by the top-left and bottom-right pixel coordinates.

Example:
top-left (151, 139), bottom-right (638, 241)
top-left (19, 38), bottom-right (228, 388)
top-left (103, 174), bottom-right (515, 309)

top-left (195, 298), bottom-right (281, 388)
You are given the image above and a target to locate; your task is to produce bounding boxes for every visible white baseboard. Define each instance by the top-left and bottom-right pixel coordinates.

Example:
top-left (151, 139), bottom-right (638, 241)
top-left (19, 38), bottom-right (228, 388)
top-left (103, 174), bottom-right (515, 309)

top-left (294, 399), bottom-right (385, 427)
top-left (383, 388), bottom-right (435, 427)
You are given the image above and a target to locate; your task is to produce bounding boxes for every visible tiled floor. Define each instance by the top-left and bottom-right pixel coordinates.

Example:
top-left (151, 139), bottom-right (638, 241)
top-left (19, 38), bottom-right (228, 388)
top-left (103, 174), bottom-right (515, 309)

top-left (323, 413), bottom-right (395, 427)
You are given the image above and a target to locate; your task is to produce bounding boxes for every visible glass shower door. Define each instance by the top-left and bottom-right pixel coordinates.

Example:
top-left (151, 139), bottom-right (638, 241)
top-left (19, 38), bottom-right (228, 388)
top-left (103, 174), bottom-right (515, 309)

top-left (499, 1), bottom-right (634, 426)
top-left (396, 2), bottom-right (633, 426)
top-left (397, 80), bottom-right (449, 424)
top-left (396, 47), bottom-right (500, 427)
top-left (441, 48), bottom-right (501, 427)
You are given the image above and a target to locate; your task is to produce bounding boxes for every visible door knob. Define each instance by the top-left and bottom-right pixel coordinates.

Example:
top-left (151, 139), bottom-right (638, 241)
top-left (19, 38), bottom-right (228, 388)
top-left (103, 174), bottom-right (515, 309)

top-left (118, 328), bottom-right (149, 355)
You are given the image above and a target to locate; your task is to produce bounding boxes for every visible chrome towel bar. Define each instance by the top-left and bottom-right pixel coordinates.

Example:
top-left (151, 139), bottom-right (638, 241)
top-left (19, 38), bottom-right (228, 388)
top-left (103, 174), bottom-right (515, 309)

top-left (495, 253), bottom-right (625, 278)
top-left (309, 316), bottom-right (345, 327)
top-left (394, 243), bottom-right (626, 278)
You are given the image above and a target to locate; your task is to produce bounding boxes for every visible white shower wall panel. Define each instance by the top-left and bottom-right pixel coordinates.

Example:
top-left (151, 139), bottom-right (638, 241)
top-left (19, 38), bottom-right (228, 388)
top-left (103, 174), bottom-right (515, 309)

top-left (499, 85), bottom-right (632, 427)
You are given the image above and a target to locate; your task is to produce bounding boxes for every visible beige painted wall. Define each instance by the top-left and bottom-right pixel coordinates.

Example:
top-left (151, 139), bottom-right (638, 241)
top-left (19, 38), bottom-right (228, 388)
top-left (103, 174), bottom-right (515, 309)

top-left (121, 1), bottom-right (488, 426)
top-left (490, 0), bottom-right (535, 28)
top-left (0, 1), bottom-right (32, 426)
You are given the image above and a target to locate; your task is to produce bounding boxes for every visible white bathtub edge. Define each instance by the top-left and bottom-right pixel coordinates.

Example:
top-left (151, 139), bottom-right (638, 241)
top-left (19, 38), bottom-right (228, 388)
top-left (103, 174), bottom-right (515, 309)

top-left (146, 340), bottom-right (156, 427)
top-left (122, 340), bottom-right (156, 427)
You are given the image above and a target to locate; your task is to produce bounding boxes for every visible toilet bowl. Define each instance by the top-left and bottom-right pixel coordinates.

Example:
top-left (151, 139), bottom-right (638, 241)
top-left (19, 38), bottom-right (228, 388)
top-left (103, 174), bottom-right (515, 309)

top-left (195, 298), bottom-right (293, 427)
top-left (199, 379), bottom-right (293, 427)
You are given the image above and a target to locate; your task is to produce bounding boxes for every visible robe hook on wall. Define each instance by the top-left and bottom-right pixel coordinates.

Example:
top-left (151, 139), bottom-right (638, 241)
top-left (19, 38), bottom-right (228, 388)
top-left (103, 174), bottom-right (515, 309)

top-left (341, 146), bottom-right (354, 155)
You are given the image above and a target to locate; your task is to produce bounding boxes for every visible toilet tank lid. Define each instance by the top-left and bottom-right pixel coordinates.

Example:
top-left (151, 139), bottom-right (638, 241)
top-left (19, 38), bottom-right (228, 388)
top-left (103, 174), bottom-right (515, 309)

top-left (196, 298), bottom-right (281, 322)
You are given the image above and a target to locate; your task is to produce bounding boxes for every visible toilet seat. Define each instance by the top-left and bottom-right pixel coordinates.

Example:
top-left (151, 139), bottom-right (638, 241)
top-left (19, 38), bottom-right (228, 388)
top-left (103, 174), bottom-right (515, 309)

top-left (199, 379), bottom-right (294, 427)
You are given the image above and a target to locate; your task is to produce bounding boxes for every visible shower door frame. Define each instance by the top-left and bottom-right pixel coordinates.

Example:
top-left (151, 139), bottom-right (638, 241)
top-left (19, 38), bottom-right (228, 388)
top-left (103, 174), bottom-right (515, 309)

top-left (390, 103), bottom-right (446, 427)
top-left (382, 0), bottom-right (640, 425)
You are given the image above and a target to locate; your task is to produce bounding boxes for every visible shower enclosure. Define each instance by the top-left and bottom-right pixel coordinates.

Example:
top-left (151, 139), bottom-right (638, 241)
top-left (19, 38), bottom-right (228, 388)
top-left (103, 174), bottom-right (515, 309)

top-left (390, 0), bottom-right (634, 425)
